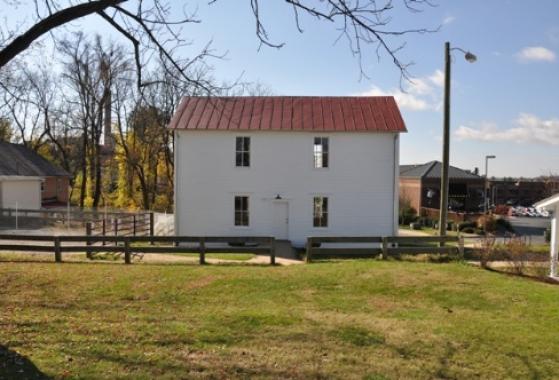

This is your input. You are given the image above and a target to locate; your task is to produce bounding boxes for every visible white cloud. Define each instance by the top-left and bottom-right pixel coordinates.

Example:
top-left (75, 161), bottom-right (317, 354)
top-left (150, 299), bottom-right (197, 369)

top-left (357, 70), bottom-right (443, 111)
top-left (516, 46), bottom-right (556, 62)
top-left (455, 114), bottom-right (559, 145)
top-left (360, 86), bottom-right (430, 111)
top-left (428, 69), bottom-right (445, 88)
top-left (442, 16), bottom-right (455, 25)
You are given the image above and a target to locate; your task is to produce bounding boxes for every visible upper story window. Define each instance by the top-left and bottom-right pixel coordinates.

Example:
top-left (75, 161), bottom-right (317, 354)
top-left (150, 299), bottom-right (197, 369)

top-left (234, 196), bottom-right (249, 226)
top-left (313, 196), bottom-right (328, 227)
top-left (236, 136), bottom-right (250, 167)
top-left (313, 137), bottom-right (329, 168)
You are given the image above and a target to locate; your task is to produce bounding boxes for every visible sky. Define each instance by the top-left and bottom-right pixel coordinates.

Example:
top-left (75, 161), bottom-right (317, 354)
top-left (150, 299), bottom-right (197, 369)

top-left (3, 0), bottom-right (559, 177)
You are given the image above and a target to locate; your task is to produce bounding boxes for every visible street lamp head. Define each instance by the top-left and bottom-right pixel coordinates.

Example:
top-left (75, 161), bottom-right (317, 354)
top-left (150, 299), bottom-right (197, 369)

top-left (464, 51), bottom-right (477, 63)
top-left (486, 155), bottom-right (496, 159)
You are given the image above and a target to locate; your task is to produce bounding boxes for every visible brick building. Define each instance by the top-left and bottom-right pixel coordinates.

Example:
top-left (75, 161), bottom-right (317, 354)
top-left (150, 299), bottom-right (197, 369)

top-left (399, 161), bottom-right (484, 213)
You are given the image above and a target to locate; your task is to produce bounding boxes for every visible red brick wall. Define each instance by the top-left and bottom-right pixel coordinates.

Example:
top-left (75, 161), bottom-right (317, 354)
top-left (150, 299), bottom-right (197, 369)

top-left (42, 177), bottom-right (70, 203)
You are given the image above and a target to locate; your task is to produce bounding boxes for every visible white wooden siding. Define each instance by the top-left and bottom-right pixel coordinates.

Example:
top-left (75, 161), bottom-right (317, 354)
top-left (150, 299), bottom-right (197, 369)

top-left (175, 130), bottom-right (399, 246)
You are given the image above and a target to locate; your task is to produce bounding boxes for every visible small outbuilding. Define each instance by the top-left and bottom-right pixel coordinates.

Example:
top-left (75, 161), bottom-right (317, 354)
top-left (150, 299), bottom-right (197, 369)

top-left (535, 194), bottom-right (559, 278)
top-left (0, 142), bottom-right (71, 209)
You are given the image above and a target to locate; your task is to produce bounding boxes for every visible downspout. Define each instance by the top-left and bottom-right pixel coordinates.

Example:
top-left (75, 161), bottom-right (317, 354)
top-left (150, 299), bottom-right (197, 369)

top-left (393, 133), bottom-right (399, 235)
top-left (173, 131), bottom-right (179, 236)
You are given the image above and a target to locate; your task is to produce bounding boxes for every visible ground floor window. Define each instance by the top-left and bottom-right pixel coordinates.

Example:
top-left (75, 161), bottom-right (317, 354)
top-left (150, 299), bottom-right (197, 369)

top-left (313, 196), bottom-right (328, 227)
top-left (235, 196), bottom-right (249, 226)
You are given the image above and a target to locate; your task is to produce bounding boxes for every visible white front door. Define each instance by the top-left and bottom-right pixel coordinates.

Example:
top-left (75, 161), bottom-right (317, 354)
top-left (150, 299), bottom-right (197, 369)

top-left (272, 202), bottom-right (289, 240)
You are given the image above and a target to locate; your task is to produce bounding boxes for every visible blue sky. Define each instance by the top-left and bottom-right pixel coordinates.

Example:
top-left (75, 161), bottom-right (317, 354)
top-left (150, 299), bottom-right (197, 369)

top-left (4, 1), bottom-right (559, 177)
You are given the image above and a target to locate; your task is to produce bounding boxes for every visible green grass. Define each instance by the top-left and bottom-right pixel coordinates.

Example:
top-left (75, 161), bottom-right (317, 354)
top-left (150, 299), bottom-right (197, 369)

top-left (1, 261), bottom-right (559, 379)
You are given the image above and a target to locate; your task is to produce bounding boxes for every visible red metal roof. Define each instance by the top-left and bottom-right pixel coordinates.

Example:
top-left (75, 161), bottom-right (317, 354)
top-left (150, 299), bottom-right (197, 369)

top-left (168, 96), bottom-right (407, 133)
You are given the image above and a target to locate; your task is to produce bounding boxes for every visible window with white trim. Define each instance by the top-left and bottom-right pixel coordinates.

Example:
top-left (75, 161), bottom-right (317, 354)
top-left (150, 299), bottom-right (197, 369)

top-left (313, 137), bottom-right (329, 168)
top-left (234, 196), bottom-right (249, 226)
top-left (313, 196), bottom-right (328, 227)
top-left (235, 137), bottom-right (250, 167)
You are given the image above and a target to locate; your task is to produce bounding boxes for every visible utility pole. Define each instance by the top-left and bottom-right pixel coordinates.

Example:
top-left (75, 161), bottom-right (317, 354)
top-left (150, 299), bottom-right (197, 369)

top-left (438, 42), bottom-right (477, 237)
top-left (438, 42), bottom-right (451, 237)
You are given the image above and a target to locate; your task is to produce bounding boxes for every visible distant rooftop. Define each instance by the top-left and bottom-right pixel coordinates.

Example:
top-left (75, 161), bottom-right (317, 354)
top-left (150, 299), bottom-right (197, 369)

top-left (0, 142), bottom-right (70, 177)
top-left (400, 161), bottom-right (482, 180)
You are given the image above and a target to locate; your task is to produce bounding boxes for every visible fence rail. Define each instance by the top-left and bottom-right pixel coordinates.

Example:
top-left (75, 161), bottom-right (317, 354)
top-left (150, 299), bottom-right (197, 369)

top-left (0, 235), bottom-right (276, 265)
top-left (306, 235), bottom-right (464, 262)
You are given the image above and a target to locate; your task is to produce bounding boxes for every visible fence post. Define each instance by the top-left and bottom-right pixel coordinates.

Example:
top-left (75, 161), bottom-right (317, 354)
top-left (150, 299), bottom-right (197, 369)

top-left (305, 237), bottom-right (313, 263)
top-left (199, 237), bottom-right (206, 265)
top-left (133, 215), bottom-right (136, 236)
top-left (149, 212), bottom-right (155, 245)
top-left (458, 235), bottom-right (465, 259)
top-left (86, 222), bottom-right (92, 259)
top-left (270, 238), bottom-right (276, 265)
top-left (382, 237), bottom-right (389, 259)
top-left (102, 219), bottom-right (106, 246)
top-left (124, 237), bottom-right (131, 264)
top-left (54, 237), bottom-right (62, 263)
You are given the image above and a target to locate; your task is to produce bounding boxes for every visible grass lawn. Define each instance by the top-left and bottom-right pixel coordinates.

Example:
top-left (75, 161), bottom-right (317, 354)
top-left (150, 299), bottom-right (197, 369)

top-left (1, 261), bottom-right (559, 379)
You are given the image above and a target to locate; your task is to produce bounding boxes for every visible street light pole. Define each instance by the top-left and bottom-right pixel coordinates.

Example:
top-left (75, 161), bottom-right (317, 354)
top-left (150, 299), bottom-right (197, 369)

top-left (438, 42), bottom-right (451, 237)
top-left (484, 155), bottom-right (496, 214)
top-left (438, 42), bottom-right (477, 238)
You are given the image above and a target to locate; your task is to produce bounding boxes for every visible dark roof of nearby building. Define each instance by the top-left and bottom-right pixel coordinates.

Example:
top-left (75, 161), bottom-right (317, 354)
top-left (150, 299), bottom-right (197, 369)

top-left (0, 142), bottom-right (70, 177)
top-left (168, 96), bottom-right (407, 133)
top-left (400, 161), bottom-right (482, 180)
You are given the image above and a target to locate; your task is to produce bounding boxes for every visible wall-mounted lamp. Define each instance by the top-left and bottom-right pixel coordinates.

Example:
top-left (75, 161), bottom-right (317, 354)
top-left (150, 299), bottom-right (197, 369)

top-left (275, 194), bottom-right (282, 200)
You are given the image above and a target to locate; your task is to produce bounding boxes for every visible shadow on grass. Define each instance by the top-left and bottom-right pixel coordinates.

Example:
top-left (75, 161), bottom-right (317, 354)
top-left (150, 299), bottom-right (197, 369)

top-left (0, 344), bottom-right (51, 379)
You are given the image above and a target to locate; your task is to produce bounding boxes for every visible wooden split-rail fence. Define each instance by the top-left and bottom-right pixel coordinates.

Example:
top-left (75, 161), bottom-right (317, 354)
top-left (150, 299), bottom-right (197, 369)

top-left (0, 235), bottom-right (276, 265)
top-left (305, 235), bottom-right (464, 262)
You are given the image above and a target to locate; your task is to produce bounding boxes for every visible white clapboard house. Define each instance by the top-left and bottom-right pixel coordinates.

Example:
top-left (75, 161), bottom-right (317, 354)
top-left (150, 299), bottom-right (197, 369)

top-left (168, 96), bottom-right (407, 246)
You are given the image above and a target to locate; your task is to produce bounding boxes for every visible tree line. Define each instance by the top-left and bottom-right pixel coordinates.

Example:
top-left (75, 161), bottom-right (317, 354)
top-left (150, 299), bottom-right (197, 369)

top-left (0, 33), bottom-right (210, 212)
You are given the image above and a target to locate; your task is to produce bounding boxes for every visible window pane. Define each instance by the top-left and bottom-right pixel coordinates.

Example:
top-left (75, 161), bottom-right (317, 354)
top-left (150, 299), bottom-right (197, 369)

top-left (236, 137), bottom-right (243, 151)
top-left (313, 197), bottom-right (328, 227)
top-left (244, 137), bottom-right (250, 151)
top-left (243, 152), bottom-right (250, 167)
top-left (313, 137), bottom-right (328, 168)
top-left (236, 152), bottom-right (243, 167)
top-left (235, 196), bottom-right (249, 226)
